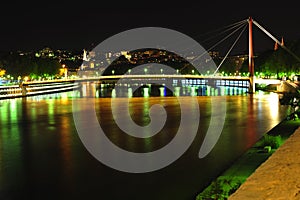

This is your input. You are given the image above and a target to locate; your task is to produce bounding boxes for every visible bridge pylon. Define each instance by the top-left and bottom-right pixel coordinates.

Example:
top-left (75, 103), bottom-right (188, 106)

top-left (248, 17), bottom-right (255, 93)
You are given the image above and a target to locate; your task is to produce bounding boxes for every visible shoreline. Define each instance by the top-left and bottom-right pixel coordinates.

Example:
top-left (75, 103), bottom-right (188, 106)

top-left (196, 112), bottom-right (300, 199)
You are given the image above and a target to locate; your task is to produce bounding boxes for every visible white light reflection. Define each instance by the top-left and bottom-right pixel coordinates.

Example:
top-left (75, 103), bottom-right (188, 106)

top-left (267, 92), bottom-right (280, 118)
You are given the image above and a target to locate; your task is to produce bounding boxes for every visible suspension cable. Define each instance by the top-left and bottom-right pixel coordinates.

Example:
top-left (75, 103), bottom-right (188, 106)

top-left (253, 19), bottom-right (300, 62)
top-left (200, 19), bottom-right (248, 44)
top-left (213, 24), bottom-right (248, 75)
top-left (191, 21), bottom-right (247, 64)
top-left (180, 19), bottom-right (248, 53)
top-left (179, 21), bottom-right (247, 72)
top-left (195, 19), bottom-right (247, 39)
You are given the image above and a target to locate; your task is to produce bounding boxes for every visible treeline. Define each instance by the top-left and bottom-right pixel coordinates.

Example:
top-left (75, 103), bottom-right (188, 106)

top-left (209, 39), bottom-right (300, 77)
top-left (0, 52), bottom-right (61, 78)
top-left (242, 39), bottom-right (300, 77)
top-left (251, 39), bottom-right (300, 77)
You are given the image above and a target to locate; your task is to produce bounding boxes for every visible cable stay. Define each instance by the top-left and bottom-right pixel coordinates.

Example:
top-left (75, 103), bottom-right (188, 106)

top-left (180, 19), bottom-right (248, 54)
top-left (194, 19), bottom-right (247, 40)
top-left (213, 24), bottom-right (248, 75)
top-left (190, 21), bottom-right (247, 65)
top-left (179, 21), bottom-right (247, 73)
top-left (252, 19), bottom-right (300, 63)
top-left (200, 19), bottom-right (248, 44)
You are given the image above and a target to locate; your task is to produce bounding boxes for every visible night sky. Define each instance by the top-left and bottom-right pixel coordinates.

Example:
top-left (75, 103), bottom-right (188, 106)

top-left (1, 1), bottom-right (299, 55)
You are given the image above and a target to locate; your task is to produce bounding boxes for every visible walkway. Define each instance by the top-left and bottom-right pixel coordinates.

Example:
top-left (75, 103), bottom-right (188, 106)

top-left (229, 126), bottom-right (300, 200)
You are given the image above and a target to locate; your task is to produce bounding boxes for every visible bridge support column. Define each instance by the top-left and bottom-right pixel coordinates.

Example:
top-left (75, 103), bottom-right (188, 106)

top-left (19, 83), bottom-right (27, 96)
top-left (248, 17), bottom-right (255, 93)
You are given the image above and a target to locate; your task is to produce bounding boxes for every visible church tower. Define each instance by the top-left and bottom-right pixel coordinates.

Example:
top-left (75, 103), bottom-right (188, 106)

top-left (83, 49), bottom-right (89, 61)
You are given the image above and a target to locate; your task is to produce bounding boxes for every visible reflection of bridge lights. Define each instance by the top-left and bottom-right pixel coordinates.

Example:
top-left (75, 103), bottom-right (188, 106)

top-left (268, 92), bottom-right (280, 118)
top-left (143, 88), bottom-right (149, 97)
top-left (159, 87), bottom-right (165, 96)
top-left (112, 89), bottom-right (116, 98)
top-left (128, 88), bottom-right (133, 98)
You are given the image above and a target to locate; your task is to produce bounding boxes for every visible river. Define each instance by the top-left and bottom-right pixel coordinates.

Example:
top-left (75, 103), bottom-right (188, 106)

top-left (0, 85), bottom-right (291, 200)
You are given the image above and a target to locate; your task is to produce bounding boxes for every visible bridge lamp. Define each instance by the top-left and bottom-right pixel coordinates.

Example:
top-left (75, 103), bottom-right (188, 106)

top-left (128, 69), bottom-right (131, 75)
top-left (144, 68), bottom-right (148, 74)
top-left (192, 69), bottom-right (195, 74)
top-left (160, 68), bottom-right (163, 74)
top-left (176, 69), bottom-right (179, 74)
top-left (112, 70), bottom-right (115, 75)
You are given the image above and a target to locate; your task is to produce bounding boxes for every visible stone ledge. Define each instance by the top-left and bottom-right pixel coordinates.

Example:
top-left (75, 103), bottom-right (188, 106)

top-left (229, 127), bottom-right (300, 200)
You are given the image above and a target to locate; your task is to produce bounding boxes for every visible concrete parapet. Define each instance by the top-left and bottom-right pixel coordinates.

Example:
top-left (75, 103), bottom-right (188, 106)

top-left (229, 127), bottom-right (300, 200)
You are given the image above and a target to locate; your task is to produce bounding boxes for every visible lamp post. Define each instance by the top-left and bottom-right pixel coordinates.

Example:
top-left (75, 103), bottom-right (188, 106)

top-left (62, 64), bottom-right (67, 79)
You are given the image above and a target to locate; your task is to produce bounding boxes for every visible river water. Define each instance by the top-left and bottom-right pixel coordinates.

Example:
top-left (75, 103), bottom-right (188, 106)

top-left (0, 84), bottom-right (291, 200)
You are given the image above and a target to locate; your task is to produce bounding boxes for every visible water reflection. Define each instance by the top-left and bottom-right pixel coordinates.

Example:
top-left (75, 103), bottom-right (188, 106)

top-left (0, 88), bottom-right (291, 200)
top-left (96, 83), bottom-right (248, 98)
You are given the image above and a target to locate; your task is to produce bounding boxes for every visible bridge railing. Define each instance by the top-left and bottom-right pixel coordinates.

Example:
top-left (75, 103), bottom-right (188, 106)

top-left (0, 80), bottom-right (80, 100)
top-left (0, 85), bottom-right (23, 98)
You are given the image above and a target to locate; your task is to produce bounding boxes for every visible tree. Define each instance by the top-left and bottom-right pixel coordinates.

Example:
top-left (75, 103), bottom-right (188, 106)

top-left (0, 68), bottom-right (5, 77)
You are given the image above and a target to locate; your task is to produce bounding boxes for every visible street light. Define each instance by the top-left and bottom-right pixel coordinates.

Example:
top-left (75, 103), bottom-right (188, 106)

top-left (61, 64), bottom-right (68, 79)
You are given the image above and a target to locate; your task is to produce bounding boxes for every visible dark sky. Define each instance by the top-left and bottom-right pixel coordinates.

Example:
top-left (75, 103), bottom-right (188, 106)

top-left (1, 1), bottom-right (299, 55)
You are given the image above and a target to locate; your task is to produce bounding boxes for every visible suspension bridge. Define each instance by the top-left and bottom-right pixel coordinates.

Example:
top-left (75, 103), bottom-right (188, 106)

top-left (1, 17), bottom-right (299, 99)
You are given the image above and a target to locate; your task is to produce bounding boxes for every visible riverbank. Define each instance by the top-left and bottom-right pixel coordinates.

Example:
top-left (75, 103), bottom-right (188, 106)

top-left (229, 123), bottom-right (300, 199)
top-left (196, 112), bottom-right (300, 200)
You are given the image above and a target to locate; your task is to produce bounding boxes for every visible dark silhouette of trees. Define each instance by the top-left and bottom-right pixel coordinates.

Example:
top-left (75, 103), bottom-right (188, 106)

top-left (239, 39), bottom-right (300, 78)
top-left (0, 52), bottom-right (61, 78)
